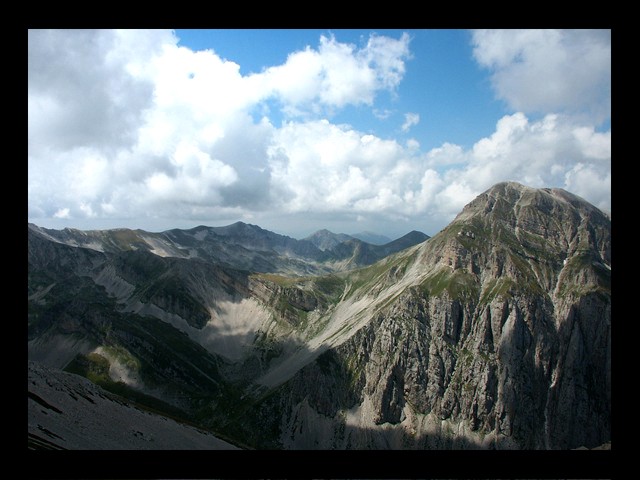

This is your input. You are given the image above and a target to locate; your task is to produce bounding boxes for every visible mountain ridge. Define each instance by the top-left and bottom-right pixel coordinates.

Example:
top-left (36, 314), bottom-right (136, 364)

top-left (27, 181), bottom-right (610, 450)
top-left (28, 221), bottom-right (430, 276)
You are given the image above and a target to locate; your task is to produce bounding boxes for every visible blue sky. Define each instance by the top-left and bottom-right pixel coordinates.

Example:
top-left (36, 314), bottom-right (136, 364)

top-left (175, 29), bottom-right (508, 151)
top-left (28, 29), bottom-right (610, 239)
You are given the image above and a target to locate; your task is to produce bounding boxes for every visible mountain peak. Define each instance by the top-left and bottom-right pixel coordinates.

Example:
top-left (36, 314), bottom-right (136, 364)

top-left (350, 231), bottom-right (393, 245)
top-left (28, 182), bottom-right (610, 450)
top-left (456, 182), bottom-right (607, 226)
top-left (304, 229), bottom-right (353, 251)
top-left (425, 182), bottom-right (611, 289)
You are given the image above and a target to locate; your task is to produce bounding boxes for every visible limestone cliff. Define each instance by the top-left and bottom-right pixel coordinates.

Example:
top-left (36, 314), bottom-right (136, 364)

top-left (27, 182), bottom-right (610, 450)
top-left (229, 182), bottom-right (610, 449)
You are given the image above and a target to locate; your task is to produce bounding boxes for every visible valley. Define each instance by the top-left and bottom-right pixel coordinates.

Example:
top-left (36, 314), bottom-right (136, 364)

top-left (27, 182), bottom-right (611, 450)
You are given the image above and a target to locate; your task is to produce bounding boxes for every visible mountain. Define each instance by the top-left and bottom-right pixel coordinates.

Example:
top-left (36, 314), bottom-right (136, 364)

top-left (29, 221), bottom-right (428, 276)
top-left (27, 182), bottom-right (610, 450)
top-left (350, 231), bottom-right (393, 245)
top-left (28, 361), bottom-right (239, 449)
top-left (304, 229), bottom-right (354, 251)
top-left (304, 229), bottom-right (430, 270)
top-left (220, 182), bottom-right (611, 449)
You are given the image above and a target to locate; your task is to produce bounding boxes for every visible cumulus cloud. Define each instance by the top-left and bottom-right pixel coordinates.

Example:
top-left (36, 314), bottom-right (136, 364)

top-left (439, 113), bottom-right (611, 214)
top-left (471, 29), bottom-right (611, 121)
top-left (426, 142), bottom-right (466, 166)
top-left (28, 30), bottom-right (412, 227)
top-left (267, 120), bottom-right (419, 213)
top-left (266, 112), bottom-right (610, 225)
top-left (28, 29), bottom-right (609, 237)
top-left (254, 33), bottom-right (411, 116)
top-left (28, 29), bottom-right (168, 155)
top-left (401, 112), bottom-right (420, 132)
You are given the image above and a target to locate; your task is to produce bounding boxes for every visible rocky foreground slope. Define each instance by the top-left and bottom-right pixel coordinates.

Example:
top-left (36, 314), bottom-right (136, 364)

top-left (28, 361), bottom-right (238, 449)
top-left (27, 182), bottom-right (610, 449)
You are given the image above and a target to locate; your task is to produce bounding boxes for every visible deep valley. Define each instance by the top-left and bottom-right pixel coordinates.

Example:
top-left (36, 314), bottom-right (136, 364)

top-left (27, 182), bottom-right (611, 450)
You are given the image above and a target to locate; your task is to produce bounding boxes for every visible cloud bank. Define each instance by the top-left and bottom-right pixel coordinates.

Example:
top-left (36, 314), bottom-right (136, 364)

top-left (28, 29), bottom-right (610, 238)
top-left (471, 29), bottom-right (611, 122)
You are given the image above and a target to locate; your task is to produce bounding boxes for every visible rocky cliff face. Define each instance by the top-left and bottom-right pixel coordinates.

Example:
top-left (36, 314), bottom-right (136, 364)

top-left (226, 182), bottom-right (611, 449)
top-left (27, 182), bottom-right (610, 450)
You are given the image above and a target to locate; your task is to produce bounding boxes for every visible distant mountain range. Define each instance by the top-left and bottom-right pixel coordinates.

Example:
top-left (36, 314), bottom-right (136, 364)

top-left (27, 182), bottom-right (610, 450)
top-left (29, 222), bottom-right (428, 276)
top-left (349, 231), bottom-right (393, 245)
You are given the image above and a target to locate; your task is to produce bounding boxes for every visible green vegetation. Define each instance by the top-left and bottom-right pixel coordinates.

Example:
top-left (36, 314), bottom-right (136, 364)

top-left (274, 295), bottom-right (309, 324)
top-left (251, 273), bottom-right (301, 287)
top-left (114, 250), bottom-right (167, 283)
top-left (109, 229), bottom-right (151, 251)
top-left (419, 268), bottom-right (479, 301)
top-left (343, 249), bottom-right (416, 299)
top-left (312, 274), bottom-right (345, 301)
top-left (99, 344), bottom-right (141, 372)
top-left (64, 352), bottom-right (190, 420)
top-left (28, 275), bottom-right (121, 339)
top-left (516, 228), bottom-right (563, 264)
top-left (479, 278), bottom-right (516, 304)
top-left (111, 313), bottom-right (223, 392)
top-left (458, 347), bottom-right (474, 368)
top-left (557, 251), bottom-right (611, 298)
top-left (65, 352), bottom-right (111, 384)
top-left (344, 352), bottom-right (365, 389)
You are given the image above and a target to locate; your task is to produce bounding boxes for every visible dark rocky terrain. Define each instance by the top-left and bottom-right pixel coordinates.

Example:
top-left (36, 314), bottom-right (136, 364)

top-left (27, 182), bottom-right (610, 450)
top-left (28, 361), bottom-right (238, 449)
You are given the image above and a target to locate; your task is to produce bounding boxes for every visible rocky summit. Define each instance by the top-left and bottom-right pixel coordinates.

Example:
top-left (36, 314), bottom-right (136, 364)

top-left (27, 182), bottom-right (610, 450)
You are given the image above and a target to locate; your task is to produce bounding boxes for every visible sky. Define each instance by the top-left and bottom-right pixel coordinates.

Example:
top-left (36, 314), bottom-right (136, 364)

top-left (28, 29), bottom-right (611, 239)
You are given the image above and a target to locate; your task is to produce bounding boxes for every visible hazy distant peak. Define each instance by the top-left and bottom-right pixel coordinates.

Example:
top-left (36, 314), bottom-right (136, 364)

top-left (350, 231), bottom-right (393, 245)
top-left (304, 229), bottom-right (354, 251)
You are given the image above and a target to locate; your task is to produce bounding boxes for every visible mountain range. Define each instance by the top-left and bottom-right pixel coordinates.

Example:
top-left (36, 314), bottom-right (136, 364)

top-left (27, 181), bottom-right (610, 450)
top-left (30, 221), bottom-right (428, 276)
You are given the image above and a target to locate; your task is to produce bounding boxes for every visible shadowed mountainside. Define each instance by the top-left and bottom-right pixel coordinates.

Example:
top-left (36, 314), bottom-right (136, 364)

top-left (27, 182), bottom-right (610, 450)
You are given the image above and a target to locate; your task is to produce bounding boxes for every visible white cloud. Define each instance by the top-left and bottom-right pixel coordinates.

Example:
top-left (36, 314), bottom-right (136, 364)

top-left (401, 112), bottom-right (420, 132)
top-left (267, 112), bottom-right (610, 223)
top-left (426, 142), bottom-right (466, 166)
top-left (471, 29), bottom-right (611, 121)
top-left (373, 108), bottom-right (393, 120)
top-left (53, 208), bottom-right (70, 219)
top-left (406, 138), bottom-right (420, 150)
top-left (28, 29), bottom-right (169, 155)
top-left (28, 29), bottom-right (610, 238)
top-left (451, 113), bottom-right (610, 212)
top-left (564, 163), bottom-right (611, 212)
top-left (28, 29), bottom-right (413, 228)
top-left (260, 33), bottom-right (411, 114)
top-left (267, 119), bottom-right (419, 213)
